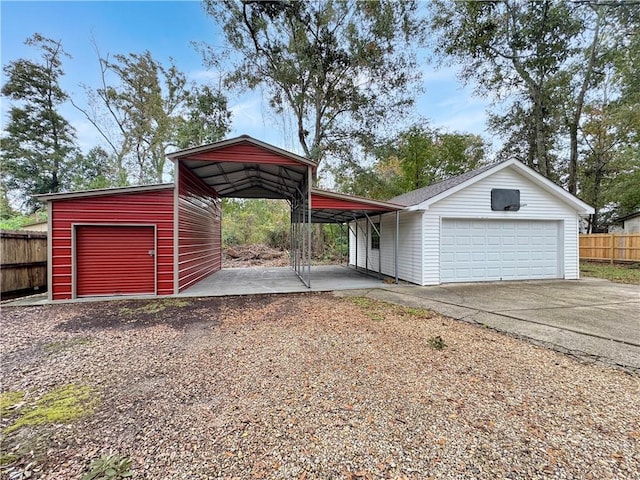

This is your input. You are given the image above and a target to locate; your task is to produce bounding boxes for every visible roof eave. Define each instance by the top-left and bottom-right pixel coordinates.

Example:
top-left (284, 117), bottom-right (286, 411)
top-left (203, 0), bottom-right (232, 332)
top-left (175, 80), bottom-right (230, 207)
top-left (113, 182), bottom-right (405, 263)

top-left (34, 183), bottom-right (174, 202)
top-left (311, 188), bottom-right (405, 210)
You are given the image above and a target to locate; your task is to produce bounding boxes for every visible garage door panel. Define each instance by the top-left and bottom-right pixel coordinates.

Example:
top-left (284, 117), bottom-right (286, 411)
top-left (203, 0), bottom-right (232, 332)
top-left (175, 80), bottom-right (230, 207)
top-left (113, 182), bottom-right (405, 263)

top-left (76, 225), bottom-right (156, 296)
top-left (441, 219), bottom-right (559, 283)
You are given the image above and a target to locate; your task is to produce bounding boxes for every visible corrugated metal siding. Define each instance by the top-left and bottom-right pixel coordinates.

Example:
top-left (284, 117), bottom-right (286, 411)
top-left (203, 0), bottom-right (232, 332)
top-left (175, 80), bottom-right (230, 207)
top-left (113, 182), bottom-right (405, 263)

top-left (348, 211), bottom-right (423, 285)
top-left (187, 143), bottom-right (303, 166)
top-left (76, 225), bottom-right (155, 296)
top-left (311, 193), bottom-right (395, 211)
top-left (51, 189), bottom-right (174, 300)
top-left (178, 163), bottom-right (221, 291)
top-left (423, 167), bottom-right (579, 282)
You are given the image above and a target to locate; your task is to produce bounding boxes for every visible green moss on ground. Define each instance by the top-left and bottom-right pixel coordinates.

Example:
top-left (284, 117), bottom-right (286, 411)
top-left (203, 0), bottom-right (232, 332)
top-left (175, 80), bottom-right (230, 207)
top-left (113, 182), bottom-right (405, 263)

top-left (0, 391), bottom-right (25, 417)
top-left (3, 384), bottom-right (97, 434)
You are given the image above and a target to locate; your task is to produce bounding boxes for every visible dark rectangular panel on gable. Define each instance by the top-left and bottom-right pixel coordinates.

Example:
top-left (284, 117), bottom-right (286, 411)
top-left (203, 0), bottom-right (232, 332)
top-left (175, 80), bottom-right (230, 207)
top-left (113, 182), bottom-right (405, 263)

top-left (491, 189), bottom-right (520, 211)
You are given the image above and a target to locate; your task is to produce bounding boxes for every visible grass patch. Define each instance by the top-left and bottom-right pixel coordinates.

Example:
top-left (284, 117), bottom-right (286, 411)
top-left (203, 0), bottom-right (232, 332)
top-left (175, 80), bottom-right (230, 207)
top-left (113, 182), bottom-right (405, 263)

top-left (3, 384), bottom-right (97, 434)
top-left (0, 391), bottom-right (25, 417)
top-left (349, 297), bottom-right (387, 321)
top-left (349, 297), bottom-right (434, 322)
top-left (0, 453), bottom-right (18, 466)
top-left (580, 261), bottom-right (640, 285)
top-left (119, 298), bottom-right (191, 316)
top-left (44, 336), bottom-right (93, 353)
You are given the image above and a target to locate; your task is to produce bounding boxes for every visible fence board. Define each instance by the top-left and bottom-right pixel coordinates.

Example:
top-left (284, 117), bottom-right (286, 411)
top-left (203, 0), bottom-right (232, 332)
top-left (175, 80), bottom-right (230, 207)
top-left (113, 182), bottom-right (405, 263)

top-left (1, 230), bottom-right (47, 295)
top-left (579, 233), bottom-right (640, 263)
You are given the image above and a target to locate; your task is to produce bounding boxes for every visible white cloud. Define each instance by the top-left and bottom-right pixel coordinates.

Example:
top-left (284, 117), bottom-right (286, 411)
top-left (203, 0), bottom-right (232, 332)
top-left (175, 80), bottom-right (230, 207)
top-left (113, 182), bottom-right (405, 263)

top-left (188, 69), bottom-right (223, 84)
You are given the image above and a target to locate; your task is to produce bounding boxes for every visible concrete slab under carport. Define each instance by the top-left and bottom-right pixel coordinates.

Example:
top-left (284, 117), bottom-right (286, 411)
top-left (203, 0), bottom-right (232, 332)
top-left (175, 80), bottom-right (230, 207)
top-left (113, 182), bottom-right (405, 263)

top-left (180, 265), bottom-right (388, 297)
top-left (336, 278), bottom-right (640, 372)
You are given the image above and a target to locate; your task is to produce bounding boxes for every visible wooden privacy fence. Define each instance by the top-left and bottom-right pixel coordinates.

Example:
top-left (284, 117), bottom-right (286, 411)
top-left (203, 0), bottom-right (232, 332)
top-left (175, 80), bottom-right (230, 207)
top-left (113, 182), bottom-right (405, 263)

top-left (1, 230), bottom-right (47, 295)
top-left (579, 233), bottom-right (640, 263)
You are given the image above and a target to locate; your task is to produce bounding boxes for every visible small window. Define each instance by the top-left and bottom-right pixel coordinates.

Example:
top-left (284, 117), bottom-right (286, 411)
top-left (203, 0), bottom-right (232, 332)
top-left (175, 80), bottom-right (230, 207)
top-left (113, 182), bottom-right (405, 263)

top-left (371, 223), bottom-right (380, 250)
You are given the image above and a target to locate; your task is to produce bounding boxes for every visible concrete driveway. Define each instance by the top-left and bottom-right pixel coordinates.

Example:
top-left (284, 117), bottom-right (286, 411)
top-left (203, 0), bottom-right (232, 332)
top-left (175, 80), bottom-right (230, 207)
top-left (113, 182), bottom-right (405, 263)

top-left (338, 278), bottom-right (640, 372)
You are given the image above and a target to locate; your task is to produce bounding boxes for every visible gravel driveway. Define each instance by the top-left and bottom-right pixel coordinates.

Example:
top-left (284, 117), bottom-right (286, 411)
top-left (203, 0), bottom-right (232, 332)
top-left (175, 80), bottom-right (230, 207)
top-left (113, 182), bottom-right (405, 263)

top-left (1, 293), bottom-right (639, 479)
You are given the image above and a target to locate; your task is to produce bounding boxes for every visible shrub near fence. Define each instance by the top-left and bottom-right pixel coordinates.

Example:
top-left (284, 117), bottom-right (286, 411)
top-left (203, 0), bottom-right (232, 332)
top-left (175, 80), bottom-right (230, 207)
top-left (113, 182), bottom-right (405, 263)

top-left (0, 230), bottom-right (47, 296)
top-left (579, 233), bottom-right (640, 263)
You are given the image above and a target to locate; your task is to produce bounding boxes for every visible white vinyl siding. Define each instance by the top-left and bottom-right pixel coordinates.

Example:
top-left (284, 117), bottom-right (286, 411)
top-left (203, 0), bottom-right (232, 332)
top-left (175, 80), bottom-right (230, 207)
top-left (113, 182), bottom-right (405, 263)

top-left (349, 211), bottom-right (423, 285)
top-left (422, 167), bottom-right (579, 284)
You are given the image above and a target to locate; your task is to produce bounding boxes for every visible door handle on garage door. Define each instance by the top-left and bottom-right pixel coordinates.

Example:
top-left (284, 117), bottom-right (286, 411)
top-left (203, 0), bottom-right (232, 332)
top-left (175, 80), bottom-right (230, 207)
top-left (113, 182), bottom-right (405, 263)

top-left (148, 250), bottom-right (156, 257)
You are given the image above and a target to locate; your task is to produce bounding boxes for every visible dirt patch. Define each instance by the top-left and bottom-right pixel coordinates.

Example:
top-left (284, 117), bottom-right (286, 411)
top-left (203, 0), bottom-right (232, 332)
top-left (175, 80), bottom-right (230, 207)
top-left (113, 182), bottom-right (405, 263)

top-left (223, 244), bottom-right (342, 268)
top-left (223, 244), bottom-right (289, 268)
top-left (1, 294), bottom-right (639, 479)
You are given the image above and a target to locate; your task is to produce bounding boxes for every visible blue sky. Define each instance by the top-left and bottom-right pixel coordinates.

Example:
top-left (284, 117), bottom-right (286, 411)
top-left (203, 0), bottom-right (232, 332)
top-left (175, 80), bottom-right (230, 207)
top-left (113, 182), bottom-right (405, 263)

top-left (1, 1), bottom-right (492, 158)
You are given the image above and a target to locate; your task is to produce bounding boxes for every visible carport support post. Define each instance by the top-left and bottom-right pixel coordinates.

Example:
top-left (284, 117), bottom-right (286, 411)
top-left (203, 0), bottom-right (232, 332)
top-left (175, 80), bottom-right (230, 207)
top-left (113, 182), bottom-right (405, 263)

top-left (339, 223), bottom-right (343, 265)
top-left (307, 167), bottom-right (312, 287)
top-left (378, 215), bottom-right (381, 279)
top-left (395, 210), bottom-right (399, 284)
top-left (355, 217), bottom-right (358, 270)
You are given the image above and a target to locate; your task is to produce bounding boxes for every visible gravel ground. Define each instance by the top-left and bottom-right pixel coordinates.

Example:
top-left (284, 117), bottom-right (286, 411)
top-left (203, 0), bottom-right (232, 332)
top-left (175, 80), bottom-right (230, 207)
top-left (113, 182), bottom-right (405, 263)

top-left (1, 293), bottom-right (639, 479)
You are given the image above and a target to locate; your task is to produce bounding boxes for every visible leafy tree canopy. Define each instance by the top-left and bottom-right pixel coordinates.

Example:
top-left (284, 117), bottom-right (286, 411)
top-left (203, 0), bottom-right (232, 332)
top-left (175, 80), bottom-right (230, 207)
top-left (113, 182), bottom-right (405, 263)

top-left (204, 0), bottom-right (427, 168)
top-left (334, 124), bottom-right (488, 200)
top-left (1, 34), bottom-right (77, 212)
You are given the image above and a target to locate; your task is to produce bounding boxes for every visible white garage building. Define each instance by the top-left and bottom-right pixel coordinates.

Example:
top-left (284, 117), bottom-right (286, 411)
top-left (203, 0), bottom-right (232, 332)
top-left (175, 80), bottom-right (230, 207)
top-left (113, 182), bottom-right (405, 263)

top-left (349, 159), bottom-right (594, 285)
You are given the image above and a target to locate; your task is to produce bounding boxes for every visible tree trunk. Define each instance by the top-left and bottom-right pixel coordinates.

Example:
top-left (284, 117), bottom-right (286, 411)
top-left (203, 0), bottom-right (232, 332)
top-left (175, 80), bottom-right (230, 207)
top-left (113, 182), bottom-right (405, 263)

top-left (533, 91), bottom-right (549, 177)
top-left (568, 9), bottom-right (601, 195)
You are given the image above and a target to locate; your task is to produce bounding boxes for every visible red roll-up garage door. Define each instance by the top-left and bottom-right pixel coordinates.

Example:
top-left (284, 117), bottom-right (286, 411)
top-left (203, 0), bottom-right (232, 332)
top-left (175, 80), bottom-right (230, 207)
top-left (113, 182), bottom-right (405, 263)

top-left (76, 225), bottom-right (156, 297)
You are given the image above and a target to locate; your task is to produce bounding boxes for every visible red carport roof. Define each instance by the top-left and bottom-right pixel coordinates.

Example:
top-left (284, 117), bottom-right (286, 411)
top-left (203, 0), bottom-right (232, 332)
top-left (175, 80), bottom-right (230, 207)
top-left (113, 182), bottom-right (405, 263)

top-left (308, 189), bottom-right (404, 223)
top-left (167, 135), bottom-right (315, 200)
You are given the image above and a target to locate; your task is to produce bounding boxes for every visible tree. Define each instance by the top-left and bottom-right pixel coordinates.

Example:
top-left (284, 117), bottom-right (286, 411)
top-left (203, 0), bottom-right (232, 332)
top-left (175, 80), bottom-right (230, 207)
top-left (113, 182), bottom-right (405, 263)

top-left (73, 49), bottom-right (190, 184)
top-left (0, 182), bottom-right (16, 220)
top-left (1, 34), bottom-right (77, 211)
top-left (334, 125), bottom-right (487, 200)
top-left (429, 0), bottom-right (586, 182)
top-left (576, 4), bottom-right (640, 229)
top-left (205, 0), bottom-right (426, 169)
top-left (175, 85), bottom-right (232, 149)
top-left (68, 146), bottom-right (116, 191)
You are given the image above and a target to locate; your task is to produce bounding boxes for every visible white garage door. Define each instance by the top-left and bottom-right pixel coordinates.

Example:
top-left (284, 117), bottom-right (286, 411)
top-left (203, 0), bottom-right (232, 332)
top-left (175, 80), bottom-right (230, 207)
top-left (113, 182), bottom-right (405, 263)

top-left (440, 219), bottom-right (560, 283)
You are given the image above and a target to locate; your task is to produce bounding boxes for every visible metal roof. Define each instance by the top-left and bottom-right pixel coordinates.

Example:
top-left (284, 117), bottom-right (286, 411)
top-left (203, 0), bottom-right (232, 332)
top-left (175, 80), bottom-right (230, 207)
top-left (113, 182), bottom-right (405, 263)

top-left (308, 189), bottom-right (404, 223)
top-left (168, 135), bottom-right (315, 200)
top-left (35, 183), bottom-right (174, 202)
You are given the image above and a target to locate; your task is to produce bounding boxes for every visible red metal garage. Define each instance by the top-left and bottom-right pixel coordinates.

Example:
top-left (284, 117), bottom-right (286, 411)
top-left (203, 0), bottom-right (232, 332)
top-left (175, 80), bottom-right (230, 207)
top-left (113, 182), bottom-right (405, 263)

top-left (38, 136), bottom-right (403, 300)
top-left (41, 184), bottom-right (176, 300)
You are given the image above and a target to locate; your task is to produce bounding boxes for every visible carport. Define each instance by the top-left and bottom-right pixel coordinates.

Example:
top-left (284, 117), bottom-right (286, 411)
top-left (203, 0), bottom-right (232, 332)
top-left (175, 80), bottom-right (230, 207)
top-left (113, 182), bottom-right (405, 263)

top-left (169, 136), bottom-right (404, 291)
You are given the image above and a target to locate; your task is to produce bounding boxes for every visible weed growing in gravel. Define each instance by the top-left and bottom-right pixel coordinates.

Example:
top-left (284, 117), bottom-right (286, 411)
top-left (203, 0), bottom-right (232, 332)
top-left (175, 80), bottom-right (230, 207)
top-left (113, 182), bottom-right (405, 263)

top-left (82, 453), bottom-right (134, 480)
top-left (402, 307), bottom-right (434, 319)
top-left (44, 336), bottom-right (93, 352)
top-left (349, 297), bottom-right (387, 321)
top-left (119, 298), bottom-right (191, 316)
top-left (427, 335), bottom-right (447, 350)
top-left (349, 297), bottom-right (434, 322)
top-left (3, 384), bottom-right (97, 434)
